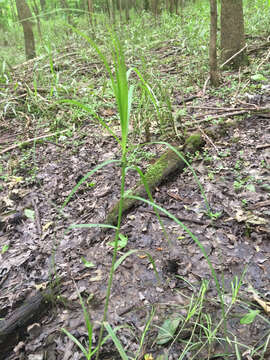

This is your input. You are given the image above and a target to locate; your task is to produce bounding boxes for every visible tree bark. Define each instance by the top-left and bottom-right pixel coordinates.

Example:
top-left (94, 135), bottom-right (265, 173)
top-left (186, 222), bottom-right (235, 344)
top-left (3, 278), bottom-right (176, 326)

top-left (87, 0), bottom-right (93, 25)
top-left (209, 0), bottom-right (219, 86)
top-left (60, 0), bottom-right (73, 25)
top-left (32, 0), bottom-right (42, 40)
top-left (220, 0), bottom-right (247, 68)
top-left (124, 0), bottom-right (130, 22)
top-left (143, 0), bottom-right (150, 11)
top-left (0, 287), bottom-right (56, 359)
top-left (151, 0), bottom-right (159, 17)
top-left (15, 0), bottom-right (36, 60)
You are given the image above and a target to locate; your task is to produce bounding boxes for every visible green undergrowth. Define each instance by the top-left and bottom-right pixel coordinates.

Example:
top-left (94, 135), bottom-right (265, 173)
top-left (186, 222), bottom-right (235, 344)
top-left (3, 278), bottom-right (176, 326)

top-left (1, 1), bottom-right (270, 358)
top-left (1, 0), bottom-right (269, 151)
top-left (57, 25), bottom-right (269, 359)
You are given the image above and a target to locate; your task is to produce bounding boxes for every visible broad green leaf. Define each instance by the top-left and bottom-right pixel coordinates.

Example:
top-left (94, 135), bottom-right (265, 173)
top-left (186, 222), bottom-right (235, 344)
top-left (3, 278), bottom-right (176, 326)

top-left (240, 310), bottom-right (260, 324)
top-left (24, 209), bottom-right (35, 220)
top-left (156, 317), bottom-right (181, 345)
top-left (109, 233), bottom-right (128, 251)
top-left (246, 184), bottom-right (256, 192)
top-left (251, 74), bottom-right (267, 82)
top-left (1, 244), bottom-right (9, 254)
top-left (81, 257), bottom-right (95, 268)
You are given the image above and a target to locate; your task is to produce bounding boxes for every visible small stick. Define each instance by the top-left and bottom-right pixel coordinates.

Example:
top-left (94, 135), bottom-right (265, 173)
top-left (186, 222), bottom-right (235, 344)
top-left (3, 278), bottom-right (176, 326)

top-left (256, 143), bottom-right (270, 150)
top-left (32, 197), bottom-right (42, 236)
top-left (198, 126), bottom-right (219, 153)
top-left (0, 129), bottom-right (69, 155)
top-left (141, 209), bottom-right (208, 226)
top-left (193, 110), bottom-right (247, 125)
top-left (202, 75), bottom-right (210, 96)
top-left (220, 44), bottom-right (248, 68)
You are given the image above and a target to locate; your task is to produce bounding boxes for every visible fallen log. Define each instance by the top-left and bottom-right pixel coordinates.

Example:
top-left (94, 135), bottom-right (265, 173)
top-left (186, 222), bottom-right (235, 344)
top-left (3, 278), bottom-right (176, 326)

top-left (105, 133), bottom-right (205, 226)
top-left (0, 286), bottom-right (56, 358)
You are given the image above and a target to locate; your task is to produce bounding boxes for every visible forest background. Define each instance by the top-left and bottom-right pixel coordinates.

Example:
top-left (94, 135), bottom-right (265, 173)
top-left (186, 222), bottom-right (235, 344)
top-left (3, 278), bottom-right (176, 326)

top-left (0, 1), bottom-right (270, 360)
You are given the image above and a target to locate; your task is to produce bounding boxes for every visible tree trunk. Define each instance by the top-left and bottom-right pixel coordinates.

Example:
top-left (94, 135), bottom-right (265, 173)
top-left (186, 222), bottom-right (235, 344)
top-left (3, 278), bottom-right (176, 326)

top-left (107, 0), bottom-right (115, 23)
top-left (209, 0), bottom-right (219, 86)
top-left (87, 0), bottom-right (93, 25)
top-left (119, 0), bottom-right (122, 22)
top-left (60, 0), bottom-right (73, 25)
top-left (151, 0), bottom-right (159, 17)
top-left (169, 0), bottom-right (178, 14)
top-left (39, 0), bottom-right (46, 12)
top-left (143, 0), bottom-right (150, 11)
top-left (15, 0), bottom-right (36, 60)
top-left (32, 0), bottom-right (42, 40)
top-left (220, 0), bottom-right (247, 68)
top-left (125, 0), bottom-right (130, 22)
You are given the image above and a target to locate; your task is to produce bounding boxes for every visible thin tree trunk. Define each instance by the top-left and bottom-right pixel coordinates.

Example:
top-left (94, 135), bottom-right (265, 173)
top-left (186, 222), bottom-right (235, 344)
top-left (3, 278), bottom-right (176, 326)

top-left (209, 0), bottom-right (219, 86)
top-left (32, 0), bottom-right (42, 40)
top-left (87, 0), bottom-right (93, 26)
top-left (40, 0), bottom-right (46, 12)
top-left (15, 0), bottom-right (36, 60)
top-left (60, 0), bottom-right (73, 25)
top-left (125, 0), bottom-right (130, 22)
top-left (119, 0), bottom-right (122, 22)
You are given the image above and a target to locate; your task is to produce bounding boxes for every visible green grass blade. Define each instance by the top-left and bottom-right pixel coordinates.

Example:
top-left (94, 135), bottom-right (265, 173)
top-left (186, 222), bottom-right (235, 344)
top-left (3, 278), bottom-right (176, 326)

top-left (152, 141), bottom-right (211, 214)
top-left (57, 99), bottom-right (120, 144)
top-left (104, 322), bottom-right (129, 360)
top-left (113, 249), bottom-right (139, 271)
top-left (61, 159), bottom-right (120, 209)
top-left (113, 249), bottom-right (160, 283)
top-left (126, 196), bottom-right (222, 296)
top-left (62, 328), bottom-right (89, 359)
top-left (77, 291), bottom-right (93, 356)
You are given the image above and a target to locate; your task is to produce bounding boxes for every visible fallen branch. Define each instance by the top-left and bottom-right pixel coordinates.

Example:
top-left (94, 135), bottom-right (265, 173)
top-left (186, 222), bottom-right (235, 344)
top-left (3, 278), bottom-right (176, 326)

top-left (141, 209), bottom-right (208, 226)
top-left (0, 286), bottom-right (57, 357)
top-left (0, 129), bottom-right (69, 155)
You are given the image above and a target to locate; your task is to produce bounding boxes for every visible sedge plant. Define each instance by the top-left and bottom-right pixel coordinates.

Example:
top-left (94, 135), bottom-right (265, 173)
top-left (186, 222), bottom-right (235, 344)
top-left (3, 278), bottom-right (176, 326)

top-left (60, 30), bottom-right (231, 359)
top-left (60, 30), bottom-right (136, 359)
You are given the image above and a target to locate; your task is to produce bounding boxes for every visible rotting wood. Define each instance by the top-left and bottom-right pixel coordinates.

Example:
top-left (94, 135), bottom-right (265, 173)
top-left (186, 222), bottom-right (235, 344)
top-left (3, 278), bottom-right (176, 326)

top-left (105, 133), bottom-right (205, 226)
top-left (0, 286), bottom-right (56, 356)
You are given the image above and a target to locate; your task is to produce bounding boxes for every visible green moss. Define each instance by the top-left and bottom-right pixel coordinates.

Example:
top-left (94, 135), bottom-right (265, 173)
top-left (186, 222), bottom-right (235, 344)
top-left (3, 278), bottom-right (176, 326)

top-left (184, 133), bottom-right (202, 151)
top-left (144, 152), bottom-right (170, 186)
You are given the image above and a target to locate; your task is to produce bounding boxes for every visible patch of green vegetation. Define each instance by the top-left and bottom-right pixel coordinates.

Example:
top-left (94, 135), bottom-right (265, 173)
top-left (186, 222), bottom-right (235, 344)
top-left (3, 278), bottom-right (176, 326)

top-left (184, 133), bottom-right (203, 151)
top-left (127, 148), bottom-right (155, 167)
top-left (143, 151), bottom-right (171, 187)
top-left (2, 1), bottom-right (270, 359)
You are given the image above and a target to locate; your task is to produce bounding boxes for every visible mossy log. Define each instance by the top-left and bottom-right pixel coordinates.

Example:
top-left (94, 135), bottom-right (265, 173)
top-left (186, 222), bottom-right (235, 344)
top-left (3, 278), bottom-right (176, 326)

top-left (105, 133), bottom-right (205, 226)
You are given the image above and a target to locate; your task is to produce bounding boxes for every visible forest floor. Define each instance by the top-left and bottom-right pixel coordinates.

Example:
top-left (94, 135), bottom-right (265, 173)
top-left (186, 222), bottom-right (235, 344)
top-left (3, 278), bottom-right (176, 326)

top-left (1, 14), bottom-right (270, 360)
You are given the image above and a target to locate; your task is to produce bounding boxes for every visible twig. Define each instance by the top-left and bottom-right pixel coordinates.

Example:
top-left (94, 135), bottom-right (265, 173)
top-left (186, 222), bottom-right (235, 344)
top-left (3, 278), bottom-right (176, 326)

top-left (248, 200), bottom-right (270, 210)
top-left (257, 47), bottom-right (270, 71)
top-left (0, 93), bottom-right (27, 104)
top-left (176, 95), bottom-right (199, 105)
top-left (0, 129), bottom-right (70, 155)
top-left (31, 197), bottom-right (42, 236)
top-left (193, 110), bottom-right (247, 125)
top-left (198, 126), bottom-right (219, 153)
top-left (178, 105), bottom-right (256, 111)
top-left (202, 75), bottom-right (210, 96)
top-left (220, 44), bottom-right (248, 68)
top-left (256, 143), bottom-right (270, 150)
top-left (141, 209), bottom-right (208, 226)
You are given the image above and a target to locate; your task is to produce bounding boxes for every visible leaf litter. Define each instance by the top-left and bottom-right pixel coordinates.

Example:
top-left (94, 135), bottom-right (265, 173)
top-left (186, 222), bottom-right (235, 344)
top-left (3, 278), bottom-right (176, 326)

top-left (0, 46), bottom-right (270, 360)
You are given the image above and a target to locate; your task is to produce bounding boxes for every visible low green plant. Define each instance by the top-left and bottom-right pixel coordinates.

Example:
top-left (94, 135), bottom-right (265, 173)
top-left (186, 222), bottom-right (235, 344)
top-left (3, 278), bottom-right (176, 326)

top-left (59, 30), bottom-right (245, 360)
